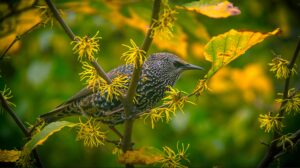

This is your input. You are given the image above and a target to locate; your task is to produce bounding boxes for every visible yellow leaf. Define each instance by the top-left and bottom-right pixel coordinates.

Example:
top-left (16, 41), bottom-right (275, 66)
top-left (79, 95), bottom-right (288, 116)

top-left (61, 2), bottom-right (98, 15)
top-left (0, 150), bottom-right (21, 162)
top-left (191, 42), bottom-right (205, 60)
top-left (103, 7), bottom-right (188, 58)
top-left (178, 1), bottom-right (241, 18)
top-left (0, 9), bottom-right (41, 54)
top-left (204, 28), bottom-right (280, 78)
top-left (118, 147), bottom-right (163, 165)
top-left (209, 64), bottom-right (273, 103)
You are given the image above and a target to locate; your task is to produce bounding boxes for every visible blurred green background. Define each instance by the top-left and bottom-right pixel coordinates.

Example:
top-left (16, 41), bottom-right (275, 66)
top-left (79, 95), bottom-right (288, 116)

top-left (1, 0), bottom-right (300, 167)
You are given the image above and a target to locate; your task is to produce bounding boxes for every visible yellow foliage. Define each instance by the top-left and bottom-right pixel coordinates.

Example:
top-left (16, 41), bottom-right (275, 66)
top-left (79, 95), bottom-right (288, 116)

top-left (104, 7), bottom-right (188, 58)
top-left (118, 147), bottom-right (163, 165)
top-left (178, 1), bottom-right (240, 18)
top-left (0, 9), bottom-right (41, 54)
top-left (61, 2), bottom-right (98, 15)
top-left (209, 64), bottom-right (273, 103)
top-left (0, 150), bottom-right (21, 162)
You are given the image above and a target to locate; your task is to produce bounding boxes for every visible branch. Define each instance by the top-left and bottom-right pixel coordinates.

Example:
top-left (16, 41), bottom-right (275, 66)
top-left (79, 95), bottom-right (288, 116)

top-left (0, 93), bottom-right (43, 168)
top-left (0, 94), bottom-right (28, 136)
top-left (0, 21), bottom-right (42, 61)
top-left (44, 0), bottom-right (112, 85)
top-left (258, 38), bottom-right (300, 168)
top-left (0, 0), bottom-right (39, 23)
top-left (121, 0), bottom-right (161, 163)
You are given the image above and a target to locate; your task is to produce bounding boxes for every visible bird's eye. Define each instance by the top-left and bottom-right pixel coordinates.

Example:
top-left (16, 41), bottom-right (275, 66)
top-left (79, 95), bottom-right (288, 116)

top-left (173, 61), bottom-right (185, 68)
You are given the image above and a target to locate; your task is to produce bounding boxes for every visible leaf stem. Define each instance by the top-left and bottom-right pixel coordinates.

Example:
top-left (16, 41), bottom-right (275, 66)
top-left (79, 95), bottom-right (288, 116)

top-left (258, 37), bottom-right (300, 168)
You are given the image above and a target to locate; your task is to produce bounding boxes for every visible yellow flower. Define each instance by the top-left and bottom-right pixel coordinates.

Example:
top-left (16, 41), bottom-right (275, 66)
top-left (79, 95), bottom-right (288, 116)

top-left (79, 62), bottom-right (129, 101)
top-left (192, 79), bottom-right (210, 97)
top-left (275, 133), bottom-right (294, 152)
top-left (151, 0), bottom-right (177, 39)
top-left (163, 86), bottom-right (194, 113)
top-left (269, 57), bottom-right (297, 79)
top-left (37, 5), bottom-right (59, 26)
top-left (76, 118), bottom-right (106, 148)
top-left (258, 112), bottom-right (283, 133)
top-left (122, 39), bottom-right (146, 68)
top-left (276, 88), bottom-right (300, 114)
top-left (79, 61), bottom-right (106, 91)
top-left (112, 147), bottom-right (123, 156)
top-left (100, 75), bottom-right (129, 102)
top-left (0, 85), bottom-right (16, 113)
top-left (160, 142), bottom-right (190, 168)
top-left (72, 31), bottom-right (101, 61)
top-left (143, 107), bottom-right (170, 129)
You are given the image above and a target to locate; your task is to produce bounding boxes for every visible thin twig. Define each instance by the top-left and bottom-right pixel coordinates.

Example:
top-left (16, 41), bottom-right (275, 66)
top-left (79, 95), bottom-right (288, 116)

top-left (0, 21), bottom-right (42, 61)
top-left (0, 0), bottom-right (39, 24)
top-left (0, 94), bottom-right (28, 135)
top-left (109, 126), bottom-right (123, 139)
top-left (258, 38), bottom-right (300, 168)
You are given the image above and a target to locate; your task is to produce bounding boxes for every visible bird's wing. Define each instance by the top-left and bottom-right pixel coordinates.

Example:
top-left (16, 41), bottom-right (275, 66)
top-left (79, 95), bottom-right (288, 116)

top-left (56, 87), bottom-right (93, 108)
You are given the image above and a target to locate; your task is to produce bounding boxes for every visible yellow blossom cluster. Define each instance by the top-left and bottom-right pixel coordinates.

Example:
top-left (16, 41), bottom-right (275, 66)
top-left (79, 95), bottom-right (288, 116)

top-left (79, 62), bottom-right (129, 101)
top-left (276, 88), bottom-right (300, 114)
top-left (151, 0), bottom-right (177, 39)
top-left (192, 79), bottom-right (210, 97)
top-left (258, 112), bottom-right (283, 133)
top-left (275, 133), bottom-right (294, 152)
top-left (163, 86), bottom-right (194, 113)
top-left (76, 118), bottom-right (106, 148)
top-left (0, 85), bottom-right (15, 112)
top-left (72, 31), bottom-right (101, 61)
top-left (143, 86), bottom-right (193, 128)
top-left (160, 142), bottom-right (190, 168)
top-left (37, 5), bottom-right (57, 26)
top-left (122, 39), bottom-right (146, 69)
top-left (269, 57), bottom-right (297, 79)
top-left (143, 108), bottom-right (170, 129)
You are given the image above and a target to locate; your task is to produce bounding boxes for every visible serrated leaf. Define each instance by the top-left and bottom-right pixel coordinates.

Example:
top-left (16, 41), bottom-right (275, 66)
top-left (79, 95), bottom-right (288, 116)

top-left (23, 121), bottom-right (77, 152)
top-left (205, 28), bottom-right (280, 78)
top-left (178, 1), bottom-right (240, 18)
top-left (0, 150), bottom-right (21, 162)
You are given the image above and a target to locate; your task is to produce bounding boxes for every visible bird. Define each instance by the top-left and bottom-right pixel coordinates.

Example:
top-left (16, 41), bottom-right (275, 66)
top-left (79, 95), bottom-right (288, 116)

top-left (39, 52), bottom-right (204, 125)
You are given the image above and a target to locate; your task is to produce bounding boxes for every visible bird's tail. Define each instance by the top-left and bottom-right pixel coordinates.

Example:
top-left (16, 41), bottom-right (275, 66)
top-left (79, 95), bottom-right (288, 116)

top-left (39, 103), bottom-right (81, 123)
top-left (29, 103), bottom-right (81, 136)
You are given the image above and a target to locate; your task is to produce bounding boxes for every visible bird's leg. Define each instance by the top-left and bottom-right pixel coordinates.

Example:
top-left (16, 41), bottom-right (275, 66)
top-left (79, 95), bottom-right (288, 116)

top-left (109, 126), bottom-right (124, 139)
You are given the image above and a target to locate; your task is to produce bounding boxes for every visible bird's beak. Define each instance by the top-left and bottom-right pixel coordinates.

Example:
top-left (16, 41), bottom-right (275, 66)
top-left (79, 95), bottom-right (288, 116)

top-left (182, 63), bottom-right (204, 71)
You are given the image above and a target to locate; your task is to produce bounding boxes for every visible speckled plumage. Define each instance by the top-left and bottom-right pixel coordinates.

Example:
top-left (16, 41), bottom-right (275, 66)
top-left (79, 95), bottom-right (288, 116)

top-left (40, 52), bottom-right (203, 124)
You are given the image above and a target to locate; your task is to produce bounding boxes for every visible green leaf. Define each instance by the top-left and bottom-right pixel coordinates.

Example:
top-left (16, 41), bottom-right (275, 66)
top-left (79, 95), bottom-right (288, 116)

top-left (23, 121), bottom-right (77, 152)
top-left (204, 28), bottom-right (280, 78)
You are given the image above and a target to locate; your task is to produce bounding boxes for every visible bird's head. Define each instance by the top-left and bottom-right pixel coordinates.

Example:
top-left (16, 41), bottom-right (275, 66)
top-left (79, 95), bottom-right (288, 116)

top-left (146, 52), bottom-right (204, 76)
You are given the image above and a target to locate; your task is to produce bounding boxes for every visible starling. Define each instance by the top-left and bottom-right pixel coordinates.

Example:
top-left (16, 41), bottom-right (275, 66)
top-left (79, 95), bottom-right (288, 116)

top-left (40, 52), bottom-right (203, 124)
